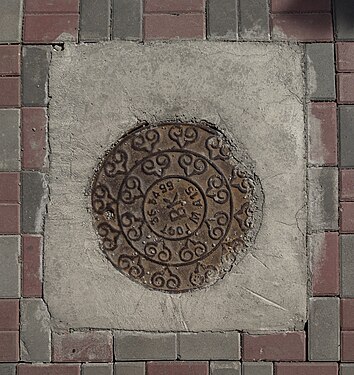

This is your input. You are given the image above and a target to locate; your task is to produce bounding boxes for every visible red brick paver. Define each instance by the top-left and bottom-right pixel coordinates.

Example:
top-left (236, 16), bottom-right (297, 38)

top-left (341, 169), bottom-right (354, 201)
top-left (0, 46), bottom-right (21, 76)
top-left (0, 331), bottom-right (19, 362)
top-left (312, 232), bottom-right (339, 296)
top-left (341, 202), bottom-right (354, 233)
top-left (22, 108), bottom-right (47, 170)
top-left (52, 331), bottom-right (113, 362)
top-left (341, 299), bottom-right (354, 330)
top-left (337, 43), bottom-right (354, 72)
top-left (144, 14), bottom-right (205, 40)
top-left (272, 14), bottom-right (333, 41)
top-left (0, 78), bottom-right (20, 107)
top-left (271, 0), bottom-right (332, 13)
top-left (342, 331), bottom-right (354, 361)
top-left (22, 235), bottom-right (42, 298)
top-left (0, 205), bottom-right (20, 234)
top-left (18, 364), bottom-right (80, 375)
top-left (0, 173), bottom-right (20, 203)
top-left (0, 300), bottom-right (19, 331)
top-left (145, 0), bottom-right (205, 13)
top-left (25, 0), bottom-right (80, 13)
top-left (243, 332), bottom-right (306, 361)
top-left (147, 362), bottom-right (209, 375)
top-left (338, 73), bottom-right (354, 104)
top-left (275, 363), bottom-right (338, 375)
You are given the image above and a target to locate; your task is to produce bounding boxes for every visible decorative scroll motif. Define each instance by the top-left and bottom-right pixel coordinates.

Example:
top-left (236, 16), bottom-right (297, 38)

top-left (169, 125), bottom-right (198, 148)
top-left (91, 122), bottom-right (262, 293)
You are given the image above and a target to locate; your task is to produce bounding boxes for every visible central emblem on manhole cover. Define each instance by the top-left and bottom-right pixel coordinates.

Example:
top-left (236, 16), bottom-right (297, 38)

top-left (91, 122), bottom-right (263, 292)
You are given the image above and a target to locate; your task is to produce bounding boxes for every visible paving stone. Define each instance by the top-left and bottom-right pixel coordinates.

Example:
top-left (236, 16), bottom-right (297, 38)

top-left (243, 332), bottom-right (306, 361)
top-left (341, 169), bottom-right (354, 201)
top-left (24, 14), bottom-right (79, 43)
top-left (340, 106), bottom-right (354, 167)
top-left (0, 46), bottom-right (20, 76)
top-left (0, 364), bottom-right (16, 375)
top-left (239, 0), bottom-right (269, 40)
top-left (0, 173), bottom-right (19, 203)
top-left (17, 364), bottom-right (81, 375)
top-left (144, 13), bottom-right (205, 40)
top-left (0, 0), bottom-right (23, 43)
top-left (0, 300), bottom-right (19, 331)
top-left (275, 363), bottom-right (338, 375)
top-left (115, 362), bottom-right (145, 375)
top-left (342, 331), bottom-right (354, 361)
top-left (308, 297), bottom-right (340, 361)
top-left (271, 0), bottom-right (331, 13)
top-left (309, 232), bottom-right (339, 296)
top-left (115, 332), bottom-right (176, 360)
top-left (210, 361), bottom-right (240, 375)
top-left (272, 14), bottom-right (333, 42)
top-left (83, 363), bottom-right (113, 375)
top-left (21, 172), bottom-right (48, 234)
top-left (0, 205), bottom-right (19, 235)
top-left (341, 202), bottom-right (354, 233)
top-left (80, 0), bottom-right (111, 42)
top-left (0, 332), bottom-right (19, 362)
top-left (338, 73), bottom-right (354, 104)
top-left (53, 331), bottom-right (113, 362)
top-left (306, 44), bottom-right (336, 101)
top-left (207, 0), bottom-right (237, 40)
top-left (179, 332), bottom-right (240, 360)
top-left (0, 236), bottom-right (20, 298)
top-left (341, 364), bottom-right (354, 375)
top-left (308, 102), bottom-right (337, 166)
top-left (0, 78), bottom-right (20, 108)
top-left (113, 0), bottom-right (142, 40)
top-left (22, 108), bottom-right (47, 170)
top-left (341, 299), bottom-right (354, 330)
top-left (20, 299), bottom-right (51, 362)
top-left (337, 43), bottom-right (354, 72)
top-left (22, 235), bottom-right (42, 298)
top-left (308, 167), bottom-right (338, 232)
top-left (0, 109), bottom-right (20, 171)
top-left (22, 47), bottom-right (51, 107)
top-left (334, 0), bottom-right (354, 41)
top-left (25, 0), bottom-right (80, 13)
top-left (242, 362), bottom-right (273, 375)
top-left (341, 234), bottom-right (354, 297)
top-left (145, 0), bottom-right (205, 13)
top-left (146, 362), bottom-right (208, 375)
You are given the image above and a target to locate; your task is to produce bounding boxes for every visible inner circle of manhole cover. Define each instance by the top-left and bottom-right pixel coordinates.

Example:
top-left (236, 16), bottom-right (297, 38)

top-left (91, 122), bottom-right (263, 293)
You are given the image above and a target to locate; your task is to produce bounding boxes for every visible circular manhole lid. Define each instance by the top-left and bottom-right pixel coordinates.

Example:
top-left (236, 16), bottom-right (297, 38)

top-left (91, 122), bottom-right (263, 293)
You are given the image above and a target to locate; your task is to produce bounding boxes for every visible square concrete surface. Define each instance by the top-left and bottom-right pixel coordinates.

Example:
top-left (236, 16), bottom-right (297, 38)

top-left (45, 41), bottom-right (307, 331)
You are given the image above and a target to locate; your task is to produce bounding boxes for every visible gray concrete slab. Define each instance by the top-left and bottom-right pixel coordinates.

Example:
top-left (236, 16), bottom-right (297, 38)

top-left (46, 41), bottom-right (307, 331)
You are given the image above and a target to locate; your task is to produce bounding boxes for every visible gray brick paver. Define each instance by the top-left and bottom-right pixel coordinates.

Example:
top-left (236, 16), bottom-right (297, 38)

top-left (239, 0), bottom-right (269, 40)
top-left (0, 109), bottom-right (20, 171)
top-left (113, 0), bottom-right (142, 40)
top-left (0, 236), bottom-right (20, 298)
top-left (207, 0), bottom-right (237, 40)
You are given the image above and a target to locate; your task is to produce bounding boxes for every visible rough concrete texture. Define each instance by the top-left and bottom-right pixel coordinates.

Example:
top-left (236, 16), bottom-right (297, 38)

top-left (46, 41), bottom-right (307, 331)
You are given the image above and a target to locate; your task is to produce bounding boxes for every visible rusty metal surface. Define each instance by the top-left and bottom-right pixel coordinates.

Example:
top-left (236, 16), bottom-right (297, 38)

top-left (91, 122), bottom-right (260, 293)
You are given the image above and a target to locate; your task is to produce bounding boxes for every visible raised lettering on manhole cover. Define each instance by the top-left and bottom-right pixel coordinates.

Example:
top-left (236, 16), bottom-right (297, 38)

top-left (91, 122), bottom-right (263, 292)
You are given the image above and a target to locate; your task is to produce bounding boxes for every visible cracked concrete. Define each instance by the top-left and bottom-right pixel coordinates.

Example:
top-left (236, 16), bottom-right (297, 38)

top-left (45, 41), bottom-right (307, 331)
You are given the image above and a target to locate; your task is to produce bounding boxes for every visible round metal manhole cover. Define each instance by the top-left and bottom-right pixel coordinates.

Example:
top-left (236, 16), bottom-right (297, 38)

top-left (91, 122), bottom-right (263, 293)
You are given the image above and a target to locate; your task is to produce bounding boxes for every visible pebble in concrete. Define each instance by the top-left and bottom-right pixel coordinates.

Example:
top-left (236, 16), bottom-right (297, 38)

top-left (115, 362), bottom-right (145, 375)
top-left (0, 0), bottom-right (23, 43)
top-left (339, 106), bottom-right (354, 167)
top-left (334, 0), bottom-right (354, 41)
top-left (0, 364), bottom-right (16, 375)
top-left (239, 0), bottom-right (269, 40)
top-left (113, 0), bottom-right (142, 40)
top-left (114, 332), bottom-right (177, 360)
top-left (20, 299), bottom-right (51, 362)
top-left (210, 361), bottom-right (241, 375)
top-left (21, 172), bottom-right (48, 234)
top-left (179, 332), bottom-right (240, 360)
top-left (208, 0), bottom-right (237, 40)
top-left (308, 167), bottom-right (338, 232)
top-left (80, 0), bottom-right (111, 42)
top-left (22, 46), bottom-right (51, 107)
top-left (341, 234), bottom-right (354, 297)
top-left (242, 362), bottom-right (273, 375)
top-left (83, 363), bottom-right (113, 375)
top-left (0, 236), bottom-right (20, 298)
top-left (308, 297), bottom-right (340, 361)
top-left (0, 109), bottom-right (20, 171)
top-left (306, 44), bottom-right (336, 101)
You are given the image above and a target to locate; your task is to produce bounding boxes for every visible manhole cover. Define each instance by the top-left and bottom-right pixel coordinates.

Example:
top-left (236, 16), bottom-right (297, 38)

top-left (91, 122), bottom-right (263, 292)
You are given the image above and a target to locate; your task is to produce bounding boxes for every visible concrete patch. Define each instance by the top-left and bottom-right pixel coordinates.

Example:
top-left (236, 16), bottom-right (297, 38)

top-left (46, 41), bottom-right (307, 331)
